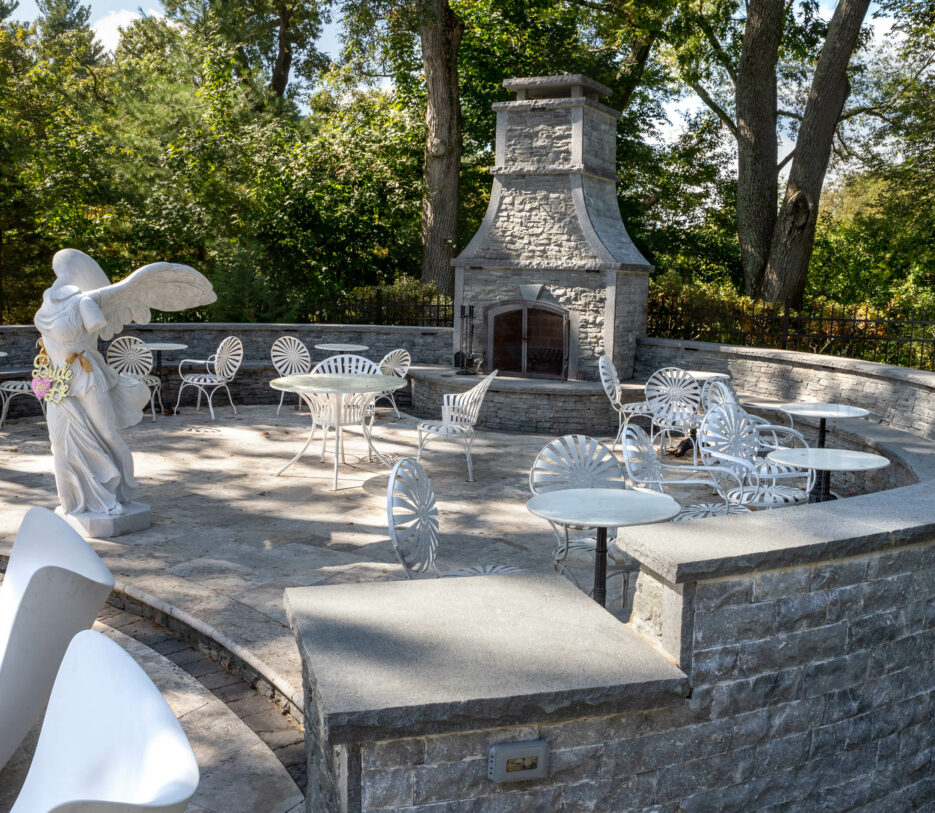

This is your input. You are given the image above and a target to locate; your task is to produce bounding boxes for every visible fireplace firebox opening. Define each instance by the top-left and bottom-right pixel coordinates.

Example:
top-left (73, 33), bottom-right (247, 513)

top-left (488, 301), bottom-right (570, 379)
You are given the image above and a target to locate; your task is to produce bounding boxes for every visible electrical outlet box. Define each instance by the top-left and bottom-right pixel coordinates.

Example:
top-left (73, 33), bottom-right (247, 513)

top-left (487, 739), bottom-right (549, 783)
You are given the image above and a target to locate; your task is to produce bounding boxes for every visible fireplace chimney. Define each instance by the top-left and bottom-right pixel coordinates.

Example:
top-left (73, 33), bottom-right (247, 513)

top-left (452, 74), bottom-right (652, 381)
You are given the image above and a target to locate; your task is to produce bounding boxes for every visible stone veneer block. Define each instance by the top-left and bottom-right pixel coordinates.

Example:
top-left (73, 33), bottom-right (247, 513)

top-left (285, 574), bottom-right (688, 747)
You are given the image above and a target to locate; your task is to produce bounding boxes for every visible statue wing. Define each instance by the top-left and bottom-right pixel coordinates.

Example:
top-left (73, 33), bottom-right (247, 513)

top-left (89, 262), bottom-right (217, 341)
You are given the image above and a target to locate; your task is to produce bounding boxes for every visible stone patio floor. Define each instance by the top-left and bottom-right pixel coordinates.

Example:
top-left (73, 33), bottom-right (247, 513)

top-left (1, 404), bottom-right (665, 711)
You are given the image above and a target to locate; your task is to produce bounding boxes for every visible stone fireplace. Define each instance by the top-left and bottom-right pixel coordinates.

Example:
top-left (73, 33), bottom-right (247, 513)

top-left (452, 74), bottom-right (652, 381)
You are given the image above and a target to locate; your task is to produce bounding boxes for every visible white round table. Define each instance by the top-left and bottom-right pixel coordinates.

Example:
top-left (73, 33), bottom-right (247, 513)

top-left (526, 487), bottom-right (680, 607)
top-left (767, 448), bottom-right (889, 503)
top-left (315, 343), bottom-right (369, 354)
top-left (144, 342), bottom-right (188, 415)
top-left (271, 373), bottom-right (406, 490)
top-left (685, 370), bottom-right (730, 383)
top-left (776, 402), bottom-right (870, 501)
top-left (0, 352), bottom-right (7, 359)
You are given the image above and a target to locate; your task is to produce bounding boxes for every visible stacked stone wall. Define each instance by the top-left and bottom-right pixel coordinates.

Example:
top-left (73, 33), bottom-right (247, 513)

top-left (635, 337), bottom-right (935, 441)
top-left (0, 323), bottom-right (451, 417)
top-left (351, 538), bottom-right (935, 812)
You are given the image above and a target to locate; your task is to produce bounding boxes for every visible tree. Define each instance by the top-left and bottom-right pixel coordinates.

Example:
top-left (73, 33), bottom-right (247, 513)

top-left (418, 0), bottom-right (463, 294)
top-left (162, 0), bottom-right (330, 105)
top-left (666, 0), bottom-right (873, 305)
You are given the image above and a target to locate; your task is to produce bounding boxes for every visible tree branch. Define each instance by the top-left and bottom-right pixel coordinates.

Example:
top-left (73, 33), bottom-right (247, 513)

top-left (696, 5), bottom-right (737, 86)
top-left (690, 80), bottom-right (738, 138)
top-left (777, 150), bottom-right (795, 171)
top-left (778, 109), bottom-right (802, 120)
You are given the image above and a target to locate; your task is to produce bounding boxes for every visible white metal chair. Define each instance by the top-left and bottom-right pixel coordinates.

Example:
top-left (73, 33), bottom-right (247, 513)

top-left (702, 379), bottom-right (800, 451)
top-left (387, 457), bottom-right (524, 578)
top-left (416, 370), bottom-right (497, 482)
top-left (698, 402), bottom-right (815, 508)
top-left (621, 424), bottom-right (749, 520)
top-left (270, 336), bottom-right (311, 414)
top-left (598, 355), bottom-right (651, 451)
top-left (11, 630), bottom-right (199, 813)
top-left (308, 354), bottom-right (381, 459)
top-left (0, 380), bottom-right (46, 428)
top-left (106, 336), bottom-right (163, 422)
top-left (375, 348), bottom-right (411, 418)
top-left (175, 335), bottom-right (243, 419)
top-left (528, 434), bottom-right (638, 599)
top-left (645, 367), bottom-right (703, 462)
top-left (0, 506), bottom-right (114, 770)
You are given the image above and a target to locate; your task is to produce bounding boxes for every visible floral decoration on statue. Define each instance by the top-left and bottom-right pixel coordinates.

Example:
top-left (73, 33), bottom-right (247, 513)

top-left (31, 340), bottom-right (76, 403)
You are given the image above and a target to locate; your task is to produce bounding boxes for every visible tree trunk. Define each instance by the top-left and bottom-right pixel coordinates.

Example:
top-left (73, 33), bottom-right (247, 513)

top-left (735, 0), bottom-right (785, 295)
top-left (419, 0), bottom-right (463, 295)
top-left (618, 34), bottom-right (657, 111)
top-left (759, 0), bottom-right (871, 305)
top-left (269, 4), bottom-right (293, 99)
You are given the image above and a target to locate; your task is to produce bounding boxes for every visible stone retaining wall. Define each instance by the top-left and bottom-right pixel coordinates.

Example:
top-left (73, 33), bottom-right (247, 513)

top-left (0, 323), bottom-right (451, 417)
top-left (347, 534), bottom-right (935, 812)
top-left (635, 337), bottom-right (935, 441)
top-left (408, 366), bottom-right (617, 435)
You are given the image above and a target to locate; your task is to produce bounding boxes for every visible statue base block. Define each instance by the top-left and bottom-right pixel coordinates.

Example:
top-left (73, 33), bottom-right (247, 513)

top-left (56, 503), bottom-right (152, 538)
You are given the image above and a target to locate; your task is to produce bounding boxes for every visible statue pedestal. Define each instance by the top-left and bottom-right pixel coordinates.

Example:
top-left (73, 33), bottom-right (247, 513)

top-left (56, 503), bottom-right (152, 539)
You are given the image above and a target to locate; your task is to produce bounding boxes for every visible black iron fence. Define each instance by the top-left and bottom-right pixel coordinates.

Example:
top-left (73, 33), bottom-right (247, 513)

top-left (305, 290), bottom-right (453, 327)
top-left (647, 299), bottom-right (935, 371)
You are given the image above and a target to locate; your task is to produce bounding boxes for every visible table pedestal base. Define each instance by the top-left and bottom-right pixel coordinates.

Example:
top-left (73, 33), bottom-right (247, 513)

top-left (593, 526), bottom-right (608, 607)
top-left (808, 470), bottom-right (836, 503)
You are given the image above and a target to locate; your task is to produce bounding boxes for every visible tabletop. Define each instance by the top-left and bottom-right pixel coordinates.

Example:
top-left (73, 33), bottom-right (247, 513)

top-left (767, 448), bottom-right (890, 472)
top-left (776, 402), bottom-right (869, 420)
top-left (270, 373), bottom-right (406, 395)
top-left (314, 343), bottom-right (369, 353)
top-left (684, 370), bottom-right (730, 382)
top-left (144, 342), bottom-right (189, 352)
top-left (527, 487), bottom-right (680, 528)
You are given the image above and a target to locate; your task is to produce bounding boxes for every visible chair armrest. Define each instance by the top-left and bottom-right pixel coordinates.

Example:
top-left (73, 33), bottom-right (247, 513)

top-left (177, 358), bottom-right (208, 375)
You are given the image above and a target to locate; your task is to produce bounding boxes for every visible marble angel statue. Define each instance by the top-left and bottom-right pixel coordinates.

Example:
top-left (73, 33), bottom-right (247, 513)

top-left (33, 249), bottom-right (216, 518)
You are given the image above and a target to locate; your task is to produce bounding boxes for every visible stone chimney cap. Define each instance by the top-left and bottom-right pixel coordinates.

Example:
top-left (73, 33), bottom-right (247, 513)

top-left (503, 74), bottom-right (612, 101)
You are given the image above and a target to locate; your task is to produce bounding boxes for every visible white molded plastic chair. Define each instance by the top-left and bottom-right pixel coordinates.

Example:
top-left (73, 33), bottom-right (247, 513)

top-left (528, 434), bottom-right (638, 600)
top-left (175, 335), bottom-right (243, 419)
top-left (375, 349), bottom-right (411, 418)
top-left (106, 336), bottom-right (163, 422)
top-left (699, 402), bottom-right (815, 507)
top-left (598, 355), bottom-right (651, 451)
top-left (0, 380), bottom-right (46, 428)
top-left (270, 336), bottom-right (311, 414)
top-left (622, 424), bottom-right (749, 520)
top-left (11, 629), bottom-right (199, 813)
top-left (416, 370), bottom-right (497, 482)
top-left (387, 457), bottom-right (524, 578)
top-left (645, 367), bottom-right (703, 461)
top-left (0, 506), bottom-right (114, 770)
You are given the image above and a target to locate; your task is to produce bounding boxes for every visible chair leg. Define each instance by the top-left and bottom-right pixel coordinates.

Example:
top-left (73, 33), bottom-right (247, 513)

top-left (196, 388), bottom-right (202, 411)
top-left (416, 428), bottom-right (426, 461)
top-left (464, 435), bottom-right (475, 482)
top-left (612, 415), bottom-right (625, 452)
top-left (0, 392), bottom-right (9, 429)
top-left (149, 390), bottom-right (157, 422)
top-left (155, 383), bottom-right (165, 415)
top-left (224, 384), bottom-right (237, 415)
top-left (206, 388), bottom-right (216, 420)
top-left (174, 383), bottom-right (187, 414)
top-left (389, 393), bottom-right (400, 419)
top-left (277, 391), bottom-right (285, 416)
top-left (320, 426), bottom-right (329, 461)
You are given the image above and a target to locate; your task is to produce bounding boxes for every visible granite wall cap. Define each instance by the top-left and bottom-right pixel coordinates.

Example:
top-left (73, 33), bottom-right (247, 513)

top-left (285, 574), bottom-right (687, 745)
top-left (616, 482), bottom-right (935, 584)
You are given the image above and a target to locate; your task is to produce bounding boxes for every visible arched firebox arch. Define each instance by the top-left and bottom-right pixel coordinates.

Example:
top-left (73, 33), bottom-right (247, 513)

top-left (486, 300), bottom-right (578, 380)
